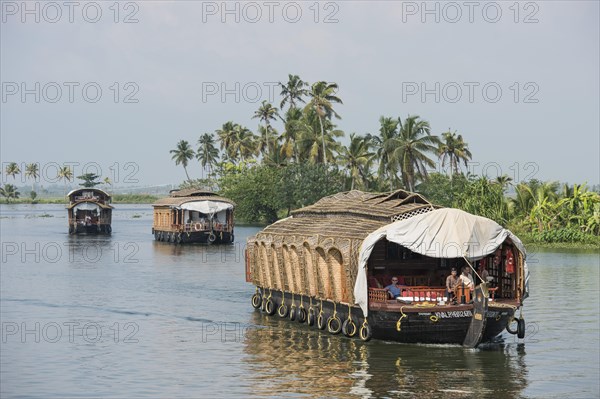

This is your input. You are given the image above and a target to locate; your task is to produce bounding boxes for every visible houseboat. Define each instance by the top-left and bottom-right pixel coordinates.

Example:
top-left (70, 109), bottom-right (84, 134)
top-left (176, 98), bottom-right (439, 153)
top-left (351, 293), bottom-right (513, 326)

top-left (246, 189), bottom-right (529, 347)
top-left (152, 189), bottom-right (235, 244)
top-left (67, 188), bottom-right (113, 234)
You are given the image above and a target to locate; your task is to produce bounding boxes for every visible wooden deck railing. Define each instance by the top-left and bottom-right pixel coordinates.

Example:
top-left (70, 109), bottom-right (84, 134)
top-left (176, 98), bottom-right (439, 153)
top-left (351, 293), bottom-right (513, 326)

top-left (368, 286), bottom-right (448, 303)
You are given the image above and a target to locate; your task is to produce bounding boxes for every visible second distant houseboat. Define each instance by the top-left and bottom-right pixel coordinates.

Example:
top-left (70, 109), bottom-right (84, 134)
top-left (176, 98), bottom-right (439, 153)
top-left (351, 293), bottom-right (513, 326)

top-left (67, 188), bottom-right (113, 234)
top-left (152, 189), bottom-right (235, 244)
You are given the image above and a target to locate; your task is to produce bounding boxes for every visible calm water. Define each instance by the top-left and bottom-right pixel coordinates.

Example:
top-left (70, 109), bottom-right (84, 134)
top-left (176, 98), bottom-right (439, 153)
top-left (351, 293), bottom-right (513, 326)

top-left (1, 204), bottom-right (598, 399)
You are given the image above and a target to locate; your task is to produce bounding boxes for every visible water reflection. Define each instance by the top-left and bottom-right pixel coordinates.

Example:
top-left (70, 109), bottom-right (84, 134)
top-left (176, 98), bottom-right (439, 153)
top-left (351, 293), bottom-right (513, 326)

top-left (243, 312), bottom-right (528, 398)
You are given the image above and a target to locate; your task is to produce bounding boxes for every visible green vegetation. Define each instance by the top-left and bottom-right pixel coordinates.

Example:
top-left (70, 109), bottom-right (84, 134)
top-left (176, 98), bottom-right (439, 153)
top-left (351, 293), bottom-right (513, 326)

top-left (111, 194), bottom-right (158, 203)
top-left (0, 184), bottom-right (20, 203)
top-left (76, 173), bottom-right (102, 188)
top-left (165, 74), bottom-right (599, 248)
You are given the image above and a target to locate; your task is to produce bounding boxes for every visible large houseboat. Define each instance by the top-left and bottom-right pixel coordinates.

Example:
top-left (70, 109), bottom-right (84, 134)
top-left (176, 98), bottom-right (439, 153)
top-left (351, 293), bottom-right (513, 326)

top-left (152, 189), bottom-right (235, 244)
top-left (246, 189), bottom-right (529, 347)
top-left (67, 188), bottom-right (113, 234)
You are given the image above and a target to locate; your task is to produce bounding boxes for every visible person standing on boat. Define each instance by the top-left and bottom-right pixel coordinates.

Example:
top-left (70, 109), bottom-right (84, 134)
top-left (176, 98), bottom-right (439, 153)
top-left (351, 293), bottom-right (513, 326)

top-left (445, 268), bottom-right (460, 301)
top-left (384, 277), bottom-right (403, 299)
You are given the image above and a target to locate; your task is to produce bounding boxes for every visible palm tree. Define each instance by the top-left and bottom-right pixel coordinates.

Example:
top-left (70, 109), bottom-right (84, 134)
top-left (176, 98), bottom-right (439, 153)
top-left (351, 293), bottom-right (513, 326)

top-left (103, 177), bottom-right (112, 194)
top-left (170, 140), bottom-right (195, 182)
top-left (279, 74), bottom-right (308, 110)
top-left (393, 115), bottom-right (441, 192)
top-left (216, 121), bottom-right (237, 157)
top-left (305, 81), bottom-right (343, 165)
top-left (197, 133), bottom-right (220, 175)
top-left (57, 166), bottom-right (74, 197)
top-left (337, 133), bottom-right (374, 190)
top-left (279, 107), bottom-right (303, 162)
top-left (25, 163), bottom-right (39, 192)
top-left (252, 101), bottom-right (279, 158)
top-left (438, 130), bottom-right (472, 178)
top-left (494, 175), bottom-right (513, 192)
top-left (5, 162), bottom-right (20, 180)
top-left (296, 109), bottom-right (344, 164)
top-left (0, 184), bottom-right (20, 203)
top-left (369, 116), bottom-right (400, 190)
top-left (223, 124), bottom-right (258, 161)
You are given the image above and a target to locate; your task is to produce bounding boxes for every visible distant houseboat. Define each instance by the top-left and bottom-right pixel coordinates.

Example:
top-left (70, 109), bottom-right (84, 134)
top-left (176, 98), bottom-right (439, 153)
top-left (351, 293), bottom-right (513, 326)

top-left (152, 189), bottom-right (235, 244)
top-left (246, 190), bottom-right (529, 348)
top-left (67, 188), bottom-right (113, 234)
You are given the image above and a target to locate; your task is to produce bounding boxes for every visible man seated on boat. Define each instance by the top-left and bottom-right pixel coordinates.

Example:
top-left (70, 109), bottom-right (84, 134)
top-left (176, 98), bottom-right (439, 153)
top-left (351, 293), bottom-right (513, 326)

top-left (384, 277), bottom-right (404, 299)
top-left (445, 268), bottom-right (460, 301)
top-left (458, 267), bottom-right (474, 290)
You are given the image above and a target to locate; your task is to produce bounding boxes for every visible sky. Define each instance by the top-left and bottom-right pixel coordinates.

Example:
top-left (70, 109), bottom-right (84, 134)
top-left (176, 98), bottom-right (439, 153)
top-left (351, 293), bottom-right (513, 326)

top-left (1, 0), bottom-right (599, 191)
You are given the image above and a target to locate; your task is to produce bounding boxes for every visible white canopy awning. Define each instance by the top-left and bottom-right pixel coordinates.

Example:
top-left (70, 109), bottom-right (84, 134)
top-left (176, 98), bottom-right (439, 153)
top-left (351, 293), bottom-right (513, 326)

top-left (73, 202), bottom-right (101, 212)
top-left (354, 208), bottom-right (528, 316)
top-left (179, 200), bottom-right (233, 215)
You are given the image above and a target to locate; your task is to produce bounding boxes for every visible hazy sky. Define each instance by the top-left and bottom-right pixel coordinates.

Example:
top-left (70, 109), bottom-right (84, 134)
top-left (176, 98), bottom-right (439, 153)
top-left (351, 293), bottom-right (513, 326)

top-left (1, 1), bottom-right (599, 190)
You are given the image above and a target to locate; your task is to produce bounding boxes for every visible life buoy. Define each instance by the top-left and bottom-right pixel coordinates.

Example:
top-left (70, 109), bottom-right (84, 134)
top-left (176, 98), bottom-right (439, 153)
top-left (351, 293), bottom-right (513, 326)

top-left (307, 308), bottom-right (316, 326)
top-left (342, 318), bottom-right (357, 337)
top-left (265, 299), bottom-right (276, 315)
top-left (277, 302), bottom-right (288, 318)
top-left (327, 315), bottom-right (342, 335)
top-left (208, 232), bottom-right (216, 244)
top-left (317, 312), bottom-right (327, 330)
top-left (289, 305), bottom-right (297, 321)
top-left (251, 293), bottom-right (262, 309)
top-left (505, 249), bottom-right (515, 274)
top-left (297, 307), bottom-right (307, 323)
top-left (194, 222), bottom-right (202, 232)
top-left (359, 322), bottom-right (372, 342)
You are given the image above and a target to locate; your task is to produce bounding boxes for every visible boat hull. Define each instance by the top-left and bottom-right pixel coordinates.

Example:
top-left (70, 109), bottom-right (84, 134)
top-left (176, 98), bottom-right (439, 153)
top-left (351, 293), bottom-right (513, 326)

top-left (69, 224), bottom-right (111, 235)
top-left (152, 229), bottom-right (234, 244)
top-left (252, 287), bottom-right (516, 346)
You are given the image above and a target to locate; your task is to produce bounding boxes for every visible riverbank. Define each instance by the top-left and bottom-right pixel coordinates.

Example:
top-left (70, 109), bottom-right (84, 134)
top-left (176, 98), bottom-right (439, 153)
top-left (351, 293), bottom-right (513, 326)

top-left (4, 193), bottom-right (159, 204)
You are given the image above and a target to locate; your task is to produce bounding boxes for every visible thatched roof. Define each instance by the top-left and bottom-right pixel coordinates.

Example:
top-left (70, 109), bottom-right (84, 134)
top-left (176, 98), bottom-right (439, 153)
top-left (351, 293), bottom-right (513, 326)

top-left (257, 190), bottom-right (438, 241)
top-left (153, 189), bottom-right (235, 207)
top-left (67, 188), bottom-right (111, 199)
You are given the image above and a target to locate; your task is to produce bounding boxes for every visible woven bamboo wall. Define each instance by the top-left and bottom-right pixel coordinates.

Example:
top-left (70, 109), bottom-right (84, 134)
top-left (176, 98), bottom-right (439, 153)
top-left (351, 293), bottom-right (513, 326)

top-left (249, 234), bottom-right (360, 304)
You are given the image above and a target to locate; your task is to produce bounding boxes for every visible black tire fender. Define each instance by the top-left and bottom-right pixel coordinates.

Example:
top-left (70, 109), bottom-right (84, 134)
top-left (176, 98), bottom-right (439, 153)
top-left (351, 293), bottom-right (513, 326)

top-left (307, 308), bottom-right (315, 326)
top-left (265, 298), bottom-right (276, 316)
top-left (342, 318), bottom-right (358, 338)
top-left (289, 306), bottom-right (297, 321)
top-left (517, 318), bottom-right (526, 339)
top-left (277, 303), bottom-right (288, 318)
top-left (251, 293), bottom-right (262, 309)
top-left (359, 323), bottom-right (372, 342)
top-left (297, 307), bottom-right (307, 323)
top-left (317, 312), bottom-right (327, 330)
top-left (327, 315), bottom-right (342, 335)
top-left (506, 317), bottom-right (518, 335)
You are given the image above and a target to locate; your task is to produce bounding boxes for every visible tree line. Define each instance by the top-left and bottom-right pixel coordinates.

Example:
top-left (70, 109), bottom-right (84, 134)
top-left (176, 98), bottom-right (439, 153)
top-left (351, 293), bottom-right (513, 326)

top-left (169, 74), bottom-right (599, 244)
